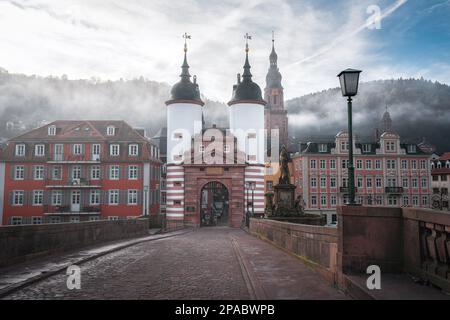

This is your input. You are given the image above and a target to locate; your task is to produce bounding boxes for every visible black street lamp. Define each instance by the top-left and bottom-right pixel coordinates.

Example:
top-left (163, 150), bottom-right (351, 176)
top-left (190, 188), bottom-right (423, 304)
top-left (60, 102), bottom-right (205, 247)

top-left (337, 69), bottom-right (362, 205)
top-left (250, 182), bottom-right (256, 216)
top-left (245, 182), bottom-right (251, 227)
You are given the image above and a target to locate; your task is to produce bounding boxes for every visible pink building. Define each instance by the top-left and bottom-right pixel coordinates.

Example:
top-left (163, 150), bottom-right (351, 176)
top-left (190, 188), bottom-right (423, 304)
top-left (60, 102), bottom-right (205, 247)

top-left (291, 131), bottom-right (432, 224)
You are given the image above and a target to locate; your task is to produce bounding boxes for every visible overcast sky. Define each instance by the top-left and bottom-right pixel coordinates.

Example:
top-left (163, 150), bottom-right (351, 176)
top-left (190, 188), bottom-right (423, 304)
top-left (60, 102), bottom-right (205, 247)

top-left (0, 0), bottom-right (449, 101)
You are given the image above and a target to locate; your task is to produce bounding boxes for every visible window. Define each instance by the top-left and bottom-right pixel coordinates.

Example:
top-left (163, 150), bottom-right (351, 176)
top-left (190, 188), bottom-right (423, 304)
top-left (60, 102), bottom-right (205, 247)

top-left (412, 196), bottom-right (419, 206)
top-left (266, 181), bottom-right (273, 191)
top-left (386, 141), bottom-right (395, 152)
top-left (320, 195), bottom-right (327, 206)
top-left (310, 177), bottom-right (317, 188)
top-left (48, 125), bottom-right (56, 136)
top-left (91, 166), bottom-right (101, 180)
top-left (311, 195), bottom-right (317, 206)
top-left (310, 160), bottom-right (316, 169)
top-left (366, 178), bottom-right (373, 188)
top-left (90, 190), bottom-right (100, 205)
top-left (388, 196), bottom-right (398, 206)
top-left (11, 217), bottom-right (22, 225)
top-left (35, 144), bottom-right (45, 157)
top-left (318, 144), bottom-right (327, 153)
top-left (342, 178), bottom-right (348, 187)
top-left (376, 178), bottom-right (382, 188)
top-left (71, 166), bottom-right (81, 179)
top-left (386, 159), bottom-right (396, 169)
top-left (173, 200), bottom-right (182, 205)
top-left (109, 165), bottom-right (120, 180)
top-left (402, 196), bottom-right (409, 206)
top-left (52, 191), bottom-right (62, 206)
top-left (356, 160), bottom-right (362, 169)
top-left (110, 144), bottom-right (120, 156)
top-left (129, 144), bottom-right (139, 156)
top-left (108, 216), bottom-right (119, 221)
top-left (412, 178), bottom-right (418, 188)
top-left (401, 160), bottom-right (408, 170)
top-left (50, 216), bottom-right (61, 224)
top-left (407, 145), bottom-right (416, 153)
top-left (422, 196), bottom-right (428, 207)
top-left (387, 178), bottom-right (397, 187)
top-left (32, 190), bottom-right (44, 206)
top-left (330, 177), bottom-right (337, 188)
top-left (34, 166), bottom-right (44, 180)
top-left (107, 126), bottom-right (115, 136)
top-left (366, 160), bottom-right (372, 170)
top-left (357, 177), bottom-right (363, 188)
top-left (376, 196), bottom-right (383, 205)
top-left (375, 160), bottom-right (382, 169)
top-left (331, 195), bottom-right (337, 206)
top-left (330, 159), bottom-right (336, 170)
top-left (320, 160), bottom-right (326, 169)
top-left (14, 166), bottom-right (24, 180)
top-left (32, 217), bottom-right (42, 225)
top-left (342, 159), bottom-right (349, 169)
top-left (52, 166), bottom-right (62, 180)
top-left (13, 191), bottom-right (24, 206)
top-left (320, 177), bottom-right (326, 188)
top-left (362, 144), bottom-right (371, 153)
top-left (108, 190), bottom-right (119, 205)
top-left (72, 144), bottom-right (83, 155)
top-left (341, 141), bottom-right (349, 152)
top-left (128, 190), bottom-right (138, 205)
top-left (402, 178), bottom-right (409, 188)
top-left (15, 144), bottom-right (26, 156)
top-left (128, 165), bottom-right (138, 180)
top-left (411, 160), bottom-right (417, 170)
top-left (420, 160), bottom-right (426, 170)
top-left (70, 216), bottom-right (80, 223)
top-left (421, 178), bottom-right (427, 188)
top-left (89, 216), bottom-right (100, 221)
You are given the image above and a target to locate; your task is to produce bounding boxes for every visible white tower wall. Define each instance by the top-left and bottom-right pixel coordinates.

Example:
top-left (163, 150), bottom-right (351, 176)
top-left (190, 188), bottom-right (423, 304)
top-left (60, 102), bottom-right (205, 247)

top-left (229, 103), bottom-right (265, 164)
top-left (167, 102), bottom-right (202, 164)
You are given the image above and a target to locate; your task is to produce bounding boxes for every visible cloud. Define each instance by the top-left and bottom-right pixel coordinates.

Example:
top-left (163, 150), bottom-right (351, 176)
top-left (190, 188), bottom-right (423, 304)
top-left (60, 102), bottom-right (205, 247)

top-left (0, 0), bottom-right (448, 103)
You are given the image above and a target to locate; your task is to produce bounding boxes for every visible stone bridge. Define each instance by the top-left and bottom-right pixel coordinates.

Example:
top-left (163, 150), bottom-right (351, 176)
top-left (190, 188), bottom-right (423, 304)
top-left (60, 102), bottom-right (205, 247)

top-left (0, 206), bottom-right (449, 300)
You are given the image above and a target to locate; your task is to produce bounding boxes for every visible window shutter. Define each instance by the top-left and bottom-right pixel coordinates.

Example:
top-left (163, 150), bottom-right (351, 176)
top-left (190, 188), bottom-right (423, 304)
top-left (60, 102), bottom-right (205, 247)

top-left (138, 190), bottom-right (142, 205)
top-left (9, 191), bottom-right (14, 205)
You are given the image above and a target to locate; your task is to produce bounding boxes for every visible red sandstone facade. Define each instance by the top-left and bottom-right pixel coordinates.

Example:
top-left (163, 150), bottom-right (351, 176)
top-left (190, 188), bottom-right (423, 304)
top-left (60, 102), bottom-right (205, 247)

top-left (0, 120), bottom-right (161, 225)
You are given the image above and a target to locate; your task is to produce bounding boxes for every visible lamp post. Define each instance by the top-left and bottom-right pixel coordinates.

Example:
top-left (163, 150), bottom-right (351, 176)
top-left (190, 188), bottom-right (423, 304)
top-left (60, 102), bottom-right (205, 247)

top-left (337, 69), bottom-right (362, 206)
top-left (250, 182), bottom-right (255, 216)
top-left (245, 182), bottom-right (251, 227)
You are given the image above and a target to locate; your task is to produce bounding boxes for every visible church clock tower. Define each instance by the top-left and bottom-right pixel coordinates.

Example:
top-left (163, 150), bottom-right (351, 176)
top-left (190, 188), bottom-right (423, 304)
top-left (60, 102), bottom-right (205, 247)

top-left (264, 33), bottom-right (288, 149)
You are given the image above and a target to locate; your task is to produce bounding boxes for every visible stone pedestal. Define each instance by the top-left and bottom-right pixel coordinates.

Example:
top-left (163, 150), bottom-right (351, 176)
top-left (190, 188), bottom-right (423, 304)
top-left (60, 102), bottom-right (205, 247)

top-left (274, 184), bottom-right (296, 209)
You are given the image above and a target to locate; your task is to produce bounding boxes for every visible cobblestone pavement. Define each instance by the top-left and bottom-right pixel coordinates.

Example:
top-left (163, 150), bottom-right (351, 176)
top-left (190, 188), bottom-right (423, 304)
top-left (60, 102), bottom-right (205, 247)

top-left (3, 227), bottom-right (346, 300)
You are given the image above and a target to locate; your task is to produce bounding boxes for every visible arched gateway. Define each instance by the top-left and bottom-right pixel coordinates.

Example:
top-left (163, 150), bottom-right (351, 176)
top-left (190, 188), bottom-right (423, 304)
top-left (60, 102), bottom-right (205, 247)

top-left (200, 181), bottom-right (229, 226)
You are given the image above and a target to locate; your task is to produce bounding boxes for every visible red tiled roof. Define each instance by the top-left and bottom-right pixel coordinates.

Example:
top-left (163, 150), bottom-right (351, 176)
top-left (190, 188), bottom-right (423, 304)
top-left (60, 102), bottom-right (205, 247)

top-left (440, 152), bottom-right (450, 161)
top-left (9, 120), bottom-right (148, 142)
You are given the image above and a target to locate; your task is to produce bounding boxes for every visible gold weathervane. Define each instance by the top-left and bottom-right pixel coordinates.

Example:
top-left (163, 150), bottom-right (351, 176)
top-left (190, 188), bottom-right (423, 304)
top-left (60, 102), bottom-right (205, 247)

top-left (183, 32), bottom-right (191, 52)
top-left (244, 33), bottom-right (252, 53)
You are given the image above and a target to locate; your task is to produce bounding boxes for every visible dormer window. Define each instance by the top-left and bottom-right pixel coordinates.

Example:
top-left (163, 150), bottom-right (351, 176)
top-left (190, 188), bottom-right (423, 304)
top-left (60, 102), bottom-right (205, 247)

top-left (407, 144), bottom-right (416, 153)
top-left (362, 144), bottom-right (371, 153)
top-left (107, 126), bottom-right (115, 136)
top-left (446, 161), bottom-right (450, 169)
top-left (318, 144), bottom-right (327, 153)
top-left (340, 141), bottom-right (349, 152)
top-left (15, 144), bottom-right (26, 156)
top-left (48, 125), bottom-right (56, 136)
top-left (386, 141), bottom-right (396, 152)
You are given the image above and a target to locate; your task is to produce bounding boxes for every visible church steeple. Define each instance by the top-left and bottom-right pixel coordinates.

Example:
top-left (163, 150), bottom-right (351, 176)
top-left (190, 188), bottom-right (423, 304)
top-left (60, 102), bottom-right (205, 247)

top-left (382, 105), bottom-right (393, 133)
top-left (265, 32), bottom-right (282, 90)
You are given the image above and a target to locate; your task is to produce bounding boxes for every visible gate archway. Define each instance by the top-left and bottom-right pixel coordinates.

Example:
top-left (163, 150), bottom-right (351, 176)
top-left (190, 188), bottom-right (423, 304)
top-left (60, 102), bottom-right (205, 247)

top-left (200, 181), bottom-right (229, 226)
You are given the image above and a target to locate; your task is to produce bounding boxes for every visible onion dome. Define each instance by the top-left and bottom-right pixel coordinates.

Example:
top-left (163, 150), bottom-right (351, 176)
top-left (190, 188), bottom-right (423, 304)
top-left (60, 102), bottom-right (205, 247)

top-left (166, 39), bottom-right (204, 106)
top-left (228, 37), bottom-right (266, 106)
